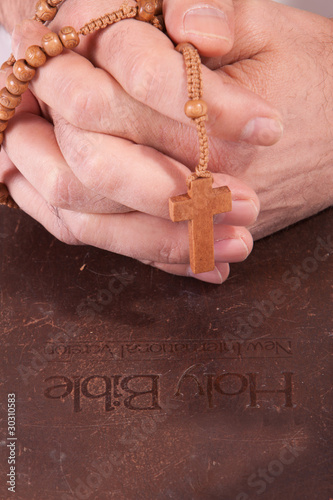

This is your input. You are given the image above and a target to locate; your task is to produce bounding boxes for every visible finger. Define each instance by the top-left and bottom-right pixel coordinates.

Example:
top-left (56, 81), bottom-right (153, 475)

top-left (1, 166), bottom-right (81, 245)
top-left (0, 152), bottom-right (232, 286)
top-left (205, 0), bottom-right (309, 68)
top-left (4, 111), bottom-right (130, 213)
top-left (54, 120), bottom-right (260, 223)
top-left (140, 260), bottom-right (231, 285)
top-left (11, 19), bottom-right (180, 147)
top-left (0, 147), bottom-right (78, 243)
top-left (90, 21), bottom-right (282, 145)
top-left (0, 149), bottom-right (17, 187)
top-left (5, 168), bottom-right (253, 283)
top-left (164, 0), bottom-right (235, 57)
top-left (0, 65), bottom-right (125, 214)
top-left (2, 57), bottom-right (260, 226)
top-left (4, 102), bottom-right (260, 225)
top-left (11, 19), bottom-right (283, 146)
top-left (58, 210), bottom-right (253, 268)
top-left (88, 19), bottom-right (283, 145)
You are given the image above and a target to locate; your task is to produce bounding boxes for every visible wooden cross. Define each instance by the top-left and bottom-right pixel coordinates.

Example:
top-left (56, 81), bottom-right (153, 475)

top-left (169, 177), bottom-right (232, 274)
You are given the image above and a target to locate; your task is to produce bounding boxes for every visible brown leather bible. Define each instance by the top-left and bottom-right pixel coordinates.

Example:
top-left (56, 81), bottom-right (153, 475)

top-left (1, 207), bottom-right (332, 500)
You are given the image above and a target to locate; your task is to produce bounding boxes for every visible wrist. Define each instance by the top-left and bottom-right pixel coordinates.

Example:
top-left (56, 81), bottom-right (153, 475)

top-left (0, 0), bottom-right (35, 32)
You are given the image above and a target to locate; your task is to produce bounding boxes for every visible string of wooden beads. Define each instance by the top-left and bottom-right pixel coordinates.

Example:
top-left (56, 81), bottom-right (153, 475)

top-left (175, 42), bottom-right (210, 183)
top-left (0, 0), bottom-right (66, 71)
top-left (0, 1), bottom-right (165, 154)
top-left (0, 25), bottom-right (80, 153)
top-left (0, 0), bottom-right (66, 154)
top-left (0, 0), bottom-right (210, 213)
top-left (33, 0), bottom-right (66, 24)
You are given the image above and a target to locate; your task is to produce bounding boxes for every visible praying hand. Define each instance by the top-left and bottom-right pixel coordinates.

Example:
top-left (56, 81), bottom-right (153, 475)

top-left (0, 0), bottom-right (332, 283)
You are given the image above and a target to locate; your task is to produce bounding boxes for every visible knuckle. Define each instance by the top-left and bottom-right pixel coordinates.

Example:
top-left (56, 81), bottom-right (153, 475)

top-left (75, 149), bottom-right (121, 199)
top-left (44, 168), bottom-right (72, 208)
top-left (61, 212), bottom-right (91, 245)
top-left (65, 219), bottom-right (86, 245)
top-left (71, 142), bottom-right (98, 187)
top-left (55, 123), bottom-right (111, 194)
top-left (127, 54), bottom-right (162, 104)
top-left (65, 214), bottom-right (117, 253)
top-left (66, 82), bottom-right (99, 128)
top-left (56, 121), bottom-right (95, 172)
top-left (107, 24), bottom-right (160, 104)
top-left (79, 150), bottom-right (119, 196)
top-left (55, 224), bottom-right (80, 246)
top-left (46, 205), bottom-right (81, 245)
top-left (157, 236), bottom-right (184, 264)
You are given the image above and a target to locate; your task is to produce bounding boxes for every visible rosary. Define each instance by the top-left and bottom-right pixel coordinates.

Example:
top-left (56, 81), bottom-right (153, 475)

top-left (0, 0), bottom-right (232, 274)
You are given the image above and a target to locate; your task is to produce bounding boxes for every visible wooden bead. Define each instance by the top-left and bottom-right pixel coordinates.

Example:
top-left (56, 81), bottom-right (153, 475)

top-left (0, 182), bottom-right (18, 208)
top-left (185, 99), bottom-right (208, 119)
top-left (59, 27), bottom-right (80, 49)
top-left (175, 42), bottom-right (196, 53)
top-left (13, 60), bottom-right (36, 82)
top-left (0, 132), bottom-right (3, 145)
top-left (0, 88), bottom-right (22, 109)
top-left (47, 0), bottom-right (63, 5)
top-left (0, 120), bottom-right (8, 133)
top-left (35, 0), bottom-right (57, 22)
top-left (0, 104), bottom-right (15, 121)
top-left (6, 74), bottom-right (29, 96)
top-left (154, 0), bottom-right (163, 15)
top-left (25, 45), bottom-right (47, 68)
top-left (136, 0), bottom-right (156, 22)
top-left (41, 32), bottom-right (63, 57)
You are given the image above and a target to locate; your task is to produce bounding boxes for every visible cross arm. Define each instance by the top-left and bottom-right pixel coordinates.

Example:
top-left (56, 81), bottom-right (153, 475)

top-left (213, 186), bottom-right (232, 214)
top-left (169, 194), bottom-right (194, 222)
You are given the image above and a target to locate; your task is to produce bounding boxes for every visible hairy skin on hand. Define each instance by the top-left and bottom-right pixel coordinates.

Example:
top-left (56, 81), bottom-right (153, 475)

top-left (44, 0), bottom-right (333, 239)
top-left (209, 1), bottom-right (333, 239)
top-left (1, 0), bottom-right (332, 281)
top-left (0, 0), bottom-right (264, 283)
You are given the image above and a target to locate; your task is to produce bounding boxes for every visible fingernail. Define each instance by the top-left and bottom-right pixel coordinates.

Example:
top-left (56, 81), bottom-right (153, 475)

top-left (183, 7), bottom-right (232, 41)
top-left (187, 265), bottom-right (223, 284)
top-left (214, 238), bottom-right (249, 262)
top-left (241, 117), bottom-right (283, 146)
top-left (215, 199), bottom-right (259, 224)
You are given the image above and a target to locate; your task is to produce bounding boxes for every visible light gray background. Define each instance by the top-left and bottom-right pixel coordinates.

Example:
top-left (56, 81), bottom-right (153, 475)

top-left (0, 0), bottom-right (332, 64)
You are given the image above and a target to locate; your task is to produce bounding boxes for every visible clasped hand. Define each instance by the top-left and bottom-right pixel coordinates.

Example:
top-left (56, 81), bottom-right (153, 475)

top-left (1, 0), bottom-right (332, 283)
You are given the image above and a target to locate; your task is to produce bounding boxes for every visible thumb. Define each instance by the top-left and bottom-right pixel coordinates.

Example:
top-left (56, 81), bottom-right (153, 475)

top-left (163, 0), bottom-right (234, 57)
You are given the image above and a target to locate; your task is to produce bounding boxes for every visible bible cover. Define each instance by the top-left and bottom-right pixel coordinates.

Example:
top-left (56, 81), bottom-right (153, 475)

top-left (1, 207), bottom-right (332, 500)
